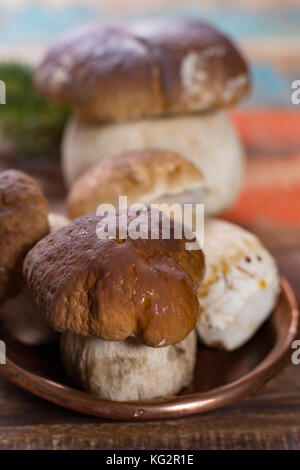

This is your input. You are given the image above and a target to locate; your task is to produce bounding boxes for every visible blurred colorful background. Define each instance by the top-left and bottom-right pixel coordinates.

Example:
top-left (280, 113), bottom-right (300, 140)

top-left (0, 0), bottom-right (300, 283)
top-left (0, 0), bottom-right (299, 107)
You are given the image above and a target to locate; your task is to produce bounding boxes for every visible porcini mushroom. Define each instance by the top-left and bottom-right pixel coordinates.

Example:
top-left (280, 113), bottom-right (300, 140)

top-left (196, 219), bottom-right (280, 351)
top-left (0, 169), bottom-right (49, 302)
top-left (35, 17), bottom-right (249, 215)
top-left (24, 208), bottom-right (204, 399)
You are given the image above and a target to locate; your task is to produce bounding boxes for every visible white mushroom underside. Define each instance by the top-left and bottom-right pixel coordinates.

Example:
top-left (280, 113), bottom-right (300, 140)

top-left (62, 110), bottom-right (244, 215)
top-left (196, 219), bottom-right (280, 351)
top-left (60, 330), bottom-right (197, 401)
top-left (0, 286), bottom-right (58, 346)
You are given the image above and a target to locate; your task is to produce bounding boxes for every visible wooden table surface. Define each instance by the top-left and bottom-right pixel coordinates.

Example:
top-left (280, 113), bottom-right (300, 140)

top-left (0, 110), bottom-right (299, 450)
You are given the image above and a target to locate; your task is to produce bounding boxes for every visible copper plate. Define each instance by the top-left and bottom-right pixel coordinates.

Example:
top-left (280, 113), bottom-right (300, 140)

top-left (0, 277), bottom-right (298, 421)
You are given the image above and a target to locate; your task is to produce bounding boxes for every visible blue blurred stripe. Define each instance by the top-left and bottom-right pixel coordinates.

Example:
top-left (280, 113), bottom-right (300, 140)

top-left (0, 5), bottom-right (95, 44)
top-left (0, 3), bottom-right (298, 108)
top-left (0, 4), bottom-right (300, 43)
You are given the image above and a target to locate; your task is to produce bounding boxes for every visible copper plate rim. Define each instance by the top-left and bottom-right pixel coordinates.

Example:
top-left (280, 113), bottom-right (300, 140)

top-left (0, 276), bottom-right (298, 421)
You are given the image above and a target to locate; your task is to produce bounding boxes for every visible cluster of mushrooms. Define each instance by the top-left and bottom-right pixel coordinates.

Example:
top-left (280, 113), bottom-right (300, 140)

top-left (0, 17), bottom-right (280, 401)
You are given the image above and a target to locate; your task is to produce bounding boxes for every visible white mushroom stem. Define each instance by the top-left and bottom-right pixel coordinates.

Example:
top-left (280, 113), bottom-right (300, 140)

top-left (47, 213), bottom-right (70, 232)
top-left (60, 330), bottom-right (197, 401)
top-left (0, 213), bottom-right (70, 346)
top-left (196, 219), bottom-right (280, 351)
top-left (62, 110), bottom-right (244, 215)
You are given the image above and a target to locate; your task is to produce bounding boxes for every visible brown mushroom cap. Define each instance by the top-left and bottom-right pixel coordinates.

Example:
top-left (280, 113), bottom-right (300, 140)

top-left (0, 169), bottom-right (49, 302)
top-left (67, 149), bottom-right (204, 219)
top-left (35, 17), bottom-right (250, 122)
top-left (24, 209), bottom-right (204, 347)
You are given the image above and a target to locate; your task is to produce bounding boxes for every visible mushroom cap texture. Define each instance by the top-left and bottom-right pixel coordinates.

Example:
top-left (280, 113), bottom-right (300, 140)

top-left (0, 169), bottom-right (49, 302)
top-left (60, 330), bottom-right (197, 401)
top-left (24, 209), bottom-right (204, 347)
top-left (67, 149), bottom-right (204, 219)
top-left (35, 17), bottom-right (250, 122)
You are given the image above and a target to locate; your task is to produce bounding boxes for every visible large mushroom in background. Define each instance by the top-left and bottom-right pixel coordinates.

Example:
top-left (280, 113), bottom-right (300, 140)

top-left (35, 17), bottom-right (250, 216)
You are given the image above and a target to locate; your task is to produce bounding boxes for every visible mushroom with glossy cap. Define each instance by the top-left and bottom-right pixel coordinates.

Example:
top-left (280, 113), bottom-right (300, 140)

top-left (24, 208), bottom-right (205, 399)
